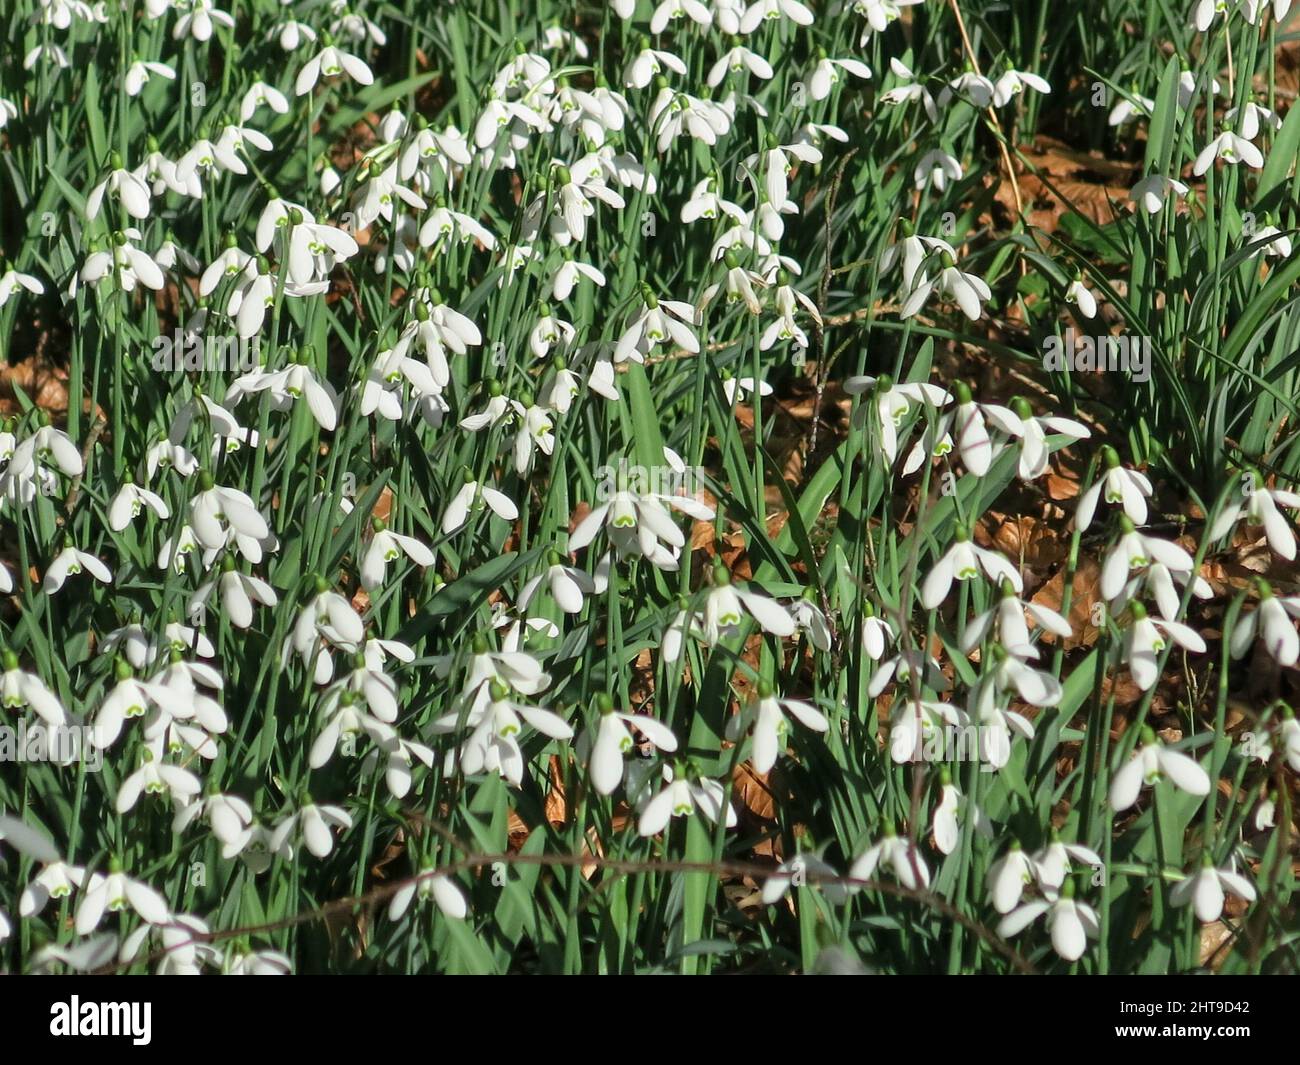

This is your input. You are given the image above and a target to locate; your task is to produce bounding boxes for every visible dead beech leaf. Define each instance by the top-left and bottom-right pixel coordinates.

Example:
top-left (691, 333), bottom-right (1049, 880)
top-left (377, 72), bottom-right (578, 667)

top-left (1031, 557), bottom-right (1103, 649)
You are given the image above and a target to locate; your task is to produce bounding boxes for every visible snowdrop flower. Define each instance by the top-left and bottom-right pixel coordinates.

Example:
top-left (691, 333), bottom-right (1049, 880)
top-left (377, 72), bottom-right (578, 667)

top-left (388, 870), bottom-right (468, 921)
top-left (700, 564), bottom-right (797, 644)
top-left (1111, 555), bottom-right (1211, 621)
top-left (1178, 69), bottom-right (1221, 109)
top-left (902, 255), bottom-right (991, 321)
top-left (931, 771), bottom-right (993, 855)
top-left (310, 690), bottom-right (395, 769)
top-left (75, 861), bottom-right (170, 933)
top-left (726, 681), bottom-right (829, 774)
top-left (1130, 173), bottom-right (1189, 214)
top-left (77, 230), bottom-right (165, 292)
top-left (1064, 276), bottom-right (1098, 319)
top-left (568, 475), bottom-right (712, 570)
top-left (289, 579), bottom-right (365, 683)
top-left (271, 800), bottom-right (354, 859)
top-left (0, 262), bottom-right (43, 307)
top-left (189, 558), bottom-right (279, 630)
top-left (124, 59), bottom-right (175, 97)
top-left (913, 149), bottom-right (963, 192)
top-left (649, 89), bottom-right (732, 153)
top-left (1193, 127), bottom-right (1264, 175)
top-left (636, 763), bottom-right (736, 837)
top-left (225, 949), bottom-right (293, 975)
top-left (879, 58), bottom-right (939, 121)
top-left (1243, 221), bottom-right (1292, 260)
top-left (986, 841), bottom-right (1036, 913)
top-left (849, 826), bottom-right (930, 890)
top-left (968, 648), bottom-right (1053, 768)
top-left (330, 8), bottom-right (387, 46)
top-left (1121, 602), bottom-right (1207, 691)
top-left (807, 54), bottom-right (872, 101)
top-left (854, 0), bottom-right (923, 38)
top-left (740, 0), bottom-right (815, 28)
top-left (1170, 854), bottom-right (1257, 922)
top-left (1110, 727), bottom-right (1211, 811)
top-left (1210, 471), bottom-right (1300, 559)
top-left (1101, 517), bottom-right (1196, 603)
top-left (174, 791), bottom-right (255, 855)
top-left (107, 478), bottom-right (170, 531)
top-left (721, 372), bottom-right (772, 406)
top-left (707, 44), bottom-right (775, 89)
top-left (879, 223), bottom-right (955, 293)
top-left (92, 662), bottom-right (174, 748)
top-left (921, 524), bottom-right (1023, 610)
top-left (175, 132), bottom-right (245, 182)
top-left (1109, 87), bottom-right (1154, 126)
top-left (240, 81), bottom-right (289, 122)
top-left (188, 472), bottom-right (271, 553)
top-left (23, 43), bottom-right (71, 71)
top-left (745, 135), bottom-right (822, 213)
top-left (987, 396), bottom-right (1091, 481)
top-left (441, 472), bottom-right (519, 535)
top-left (361, 518), bottom-right (435, 591)
top-left (940, 71), bottom-right (996, 108)
top-left (452, 683), bottom-right (574, 788)
top-left (1229, 581), bottom-right (1300, 666)
top-left (585, 694), bottom-right (678, 796)
top-left (999, 880), bottom-right (1099, 962)
top-left (1280, 711), bottom-right (1300, 772)
top-left (889, 697), bottom-right (965, 764)
top-left (1076, 447), bottom-right (1154, 529)
top-left (519, 551), bottom-right (598, 615)
top-left (703, 251), bottom-right (768, 314)
top-left (0, 98), bottom-right (17, 129)
top-left (762, 852), bottom-right (850, 906)
top-left (296, 40), bottom-right (374, 95)
top-left (173, 0), bottom-right (234, 41)
top-left (992, 68), bottom-right (1051, 107)
top-left (116, 739), bottom-right (202, 813)
top-left (43, 545), bottom-right (113, 594)
top-left (272, 17), bottom-right (317, 51)
top-left (860, 604), bottom-right (895, 661)
top-left (843, 373), bottom-right (950, 465)
top-left (1227, 101), bottom-right (1280, 141)
top-left (962, 580), bottom-right (1073, 658)
top-left (1193, 0), bottom-right (1230, 29)
top-left (790, 590), bottom-right (833, 652)
top-left (120, 914), bottom-right (222, 975)
top-left (20, 860), bottom-right (86, 918)
top-left (1032, 835), bottom-right (1103, 892)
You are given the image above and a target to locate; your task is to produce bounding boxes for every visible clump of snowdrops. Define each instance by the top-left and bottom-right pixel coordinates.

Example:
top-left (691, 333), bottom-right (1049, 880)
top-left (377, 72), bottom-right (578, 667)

top-left (0, 0), bottom-right (1296, 974)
